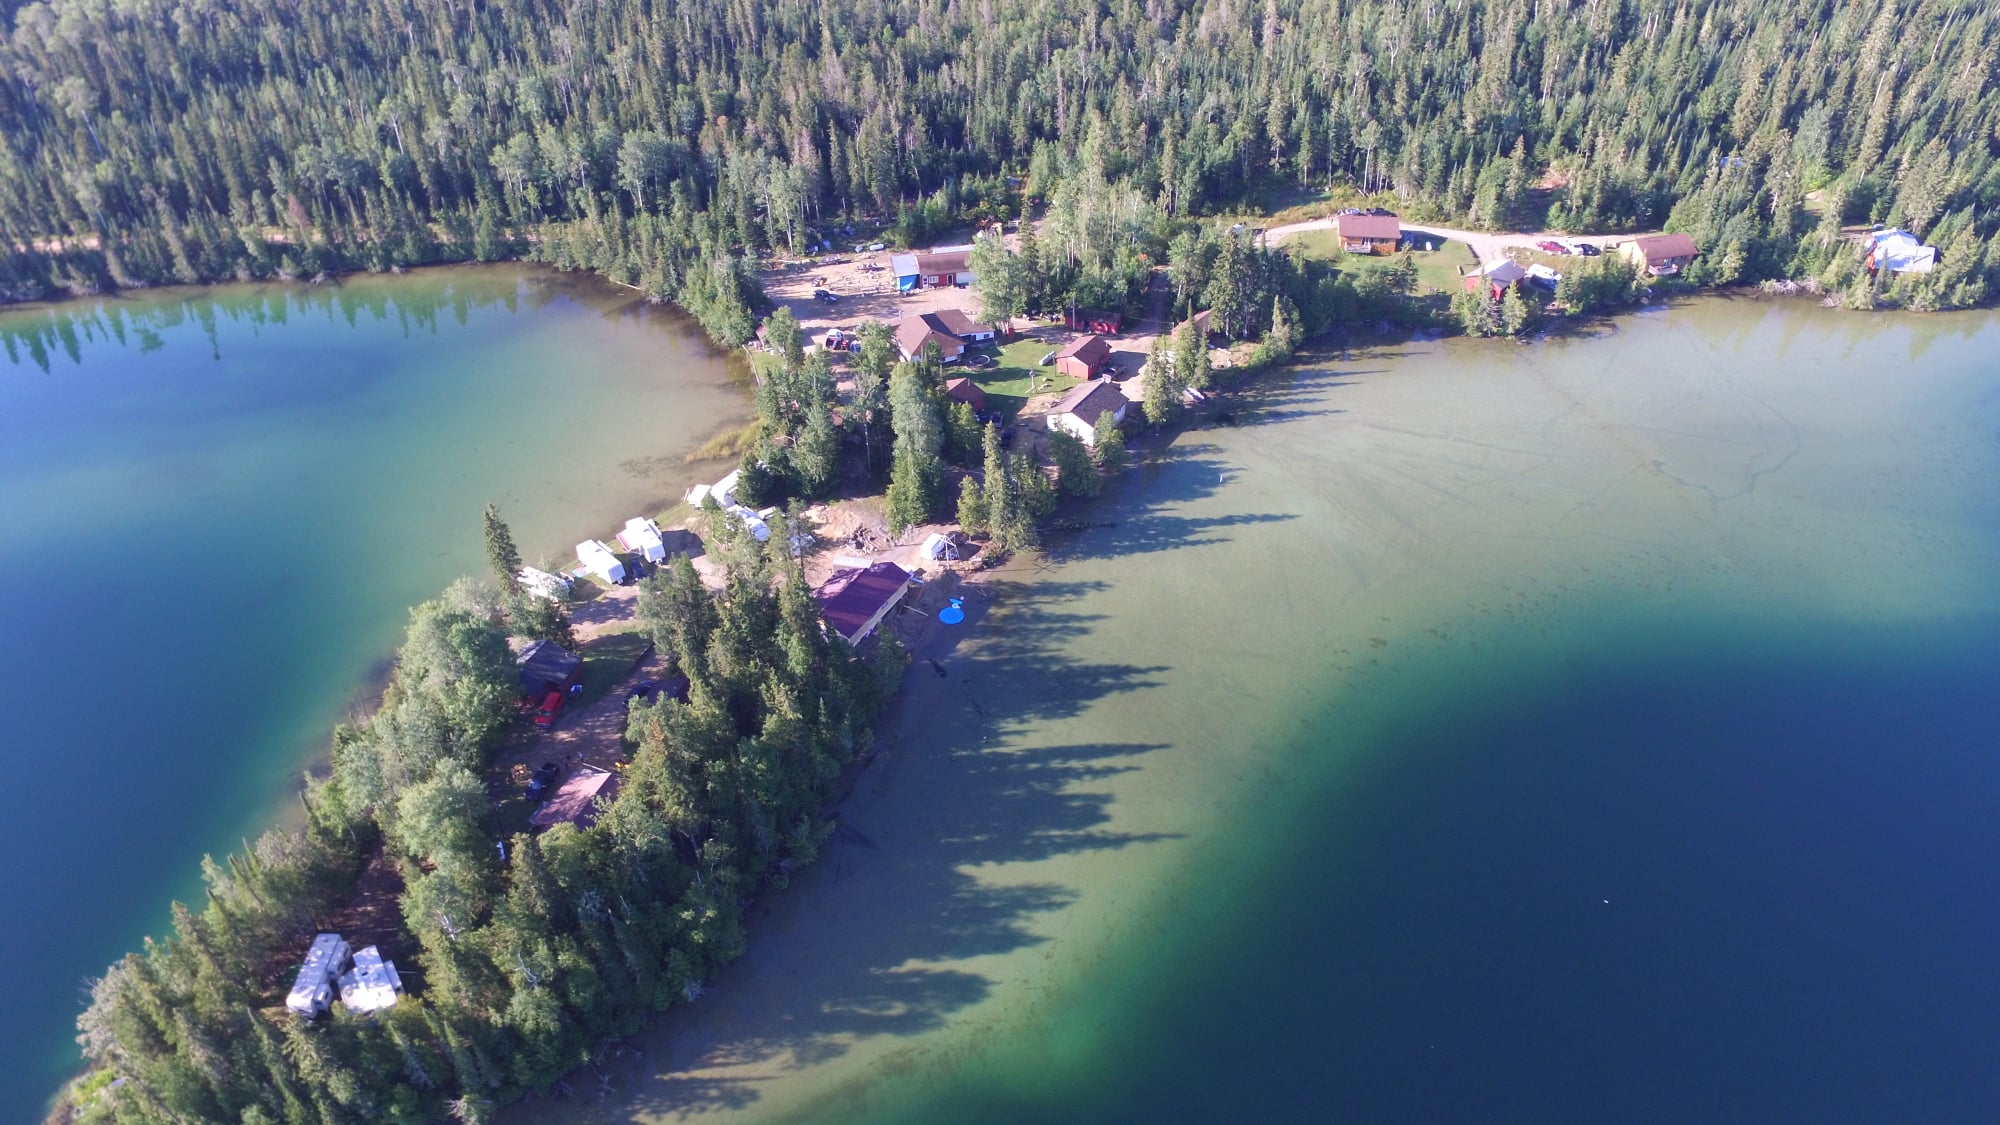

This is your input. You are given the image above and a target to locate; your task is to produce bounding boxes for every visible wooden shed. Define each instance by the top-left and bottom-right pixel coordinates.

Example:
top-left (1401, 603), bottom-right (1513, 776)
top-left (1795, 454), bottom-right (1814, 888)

top-left (1054, 334), bottom-right (1112, 380)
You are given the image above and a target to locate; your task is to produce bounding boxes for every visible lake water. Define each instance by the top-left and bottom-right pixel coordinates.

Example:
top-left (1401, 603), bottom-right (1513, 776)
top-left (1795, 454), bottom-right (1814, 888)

top-left (520, 298), bottom-right (2000, 1123)
top-left (0, 265), bottom-right (746, 1117)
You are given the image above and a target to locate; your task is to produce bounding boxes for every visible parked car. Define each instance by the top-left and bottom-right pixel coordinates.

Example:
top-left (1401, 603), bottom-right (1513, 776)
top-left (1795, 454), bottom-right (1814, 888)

top-left (533, 691), bottom-right (565, 727)
top-left (1536, 239), bottom-right (1569, 254)
top-left (813, 288), bottom-right (838, 304)
top-left (526, 761), bottom-right (562, 800)
top-left (1576, 242), bottom-right (1601, 256)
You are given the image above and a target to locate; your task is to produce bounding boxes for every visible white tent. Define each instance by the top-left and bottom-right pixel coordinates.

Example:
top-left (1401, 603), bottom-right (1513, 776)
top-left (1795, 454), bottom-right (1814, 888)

top-left (1867, 229), bottom-right (1937, 274)
top-left (576, 539), bottom-right (626, 584)
top-left (618, 517), bottom-right (668, 562)
top-left (921, 532), bottom-right (958, 560)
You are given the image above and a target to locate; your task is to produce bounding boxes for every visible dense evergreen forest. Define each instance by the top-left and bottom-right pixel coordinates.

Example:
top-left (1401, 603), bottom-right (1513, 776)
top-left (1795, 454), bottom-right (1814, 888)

top-left (28, 0), bottom-right (2000, 1117)
top-left (2, 0), bottom-right (1996, 321)
top-left (61, 512), bottom-right (893, 1123)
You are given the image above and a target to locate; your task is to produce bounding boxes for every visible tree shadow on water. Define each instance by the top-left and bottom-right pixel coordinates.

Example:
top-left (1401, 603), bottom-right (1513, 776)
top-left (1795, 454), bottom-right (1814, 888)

top-left (1036, 445), bottom-right (1299, 564)
top-left (580, 580), bottom-right (1185, 1120)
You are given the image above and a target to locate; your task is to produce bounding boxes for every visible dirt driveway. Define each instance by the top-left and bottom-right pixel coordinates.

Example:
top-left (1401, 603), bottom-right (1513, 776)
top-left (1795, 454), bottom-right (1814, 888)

top-left (763, 259), bottom-right (1000, 345)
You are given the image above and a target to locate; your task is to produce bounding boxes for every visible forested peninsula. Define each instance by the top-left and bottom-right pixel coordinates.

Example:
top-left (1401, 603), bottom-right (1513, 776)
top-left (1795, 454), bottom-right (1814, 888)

top-left (2, 0), bottom-right (1997, 321)
top-left (25, 0), bottom-right (2000, 1120)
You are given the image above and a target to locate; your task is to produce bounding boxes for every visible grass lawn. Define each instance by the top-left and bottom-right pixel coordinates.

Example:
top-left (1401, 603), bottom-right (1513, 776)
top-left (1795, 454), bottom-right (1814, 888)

top-left (1286, 227), bottom-right (1345, 261)
top-left (960, 335), bottom-right (1087, 421)
top-left (576, 628), bottom-right (654, 711)
top-left (1406, 240), bottom-right (1475, 292)
top-left (1288, 230), bottom-right (1473, 294)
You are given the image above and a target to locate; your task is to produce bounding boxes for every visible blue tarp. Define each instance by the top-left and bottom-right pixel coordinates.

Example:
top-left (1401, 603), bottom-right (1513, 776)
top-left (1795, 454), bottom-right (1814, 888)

top-left (897, 275), bottom-right (918, 292)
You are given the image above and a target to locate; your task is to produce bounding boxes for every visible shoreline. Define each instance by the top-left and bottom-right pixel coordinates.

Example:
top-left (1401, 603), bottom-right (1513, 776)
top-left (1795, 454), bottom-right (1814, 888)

top-left (500, 296), bottom-right (2000, 1122)
top-left (41, 267), bottom-right (1988, 1119)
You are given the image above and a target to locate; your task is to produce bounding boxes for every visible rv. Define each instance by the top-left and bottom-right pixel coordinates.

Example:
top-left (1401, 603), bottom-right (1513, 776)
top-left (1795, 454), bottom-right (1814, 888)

top-left (285, 933), bottom-right (351, 1018)
top-left (617, 517), bottom-right (668, 563)
top-left (337, 945), bottom-right (405, 1014)
top-left (576, 539), bottom-right (627, 585)
top-left (725, 504), bottom-right (772, 542)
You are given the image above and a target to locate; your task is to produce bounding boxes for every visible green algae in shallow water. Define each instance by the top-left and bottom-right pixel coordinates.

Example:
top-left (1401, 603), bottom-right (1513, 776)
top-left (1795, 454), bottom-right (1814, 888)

top-left (0, 265), bottom-right (747, 1118)
top-left (522, 299), bottom-right (2000, 1125)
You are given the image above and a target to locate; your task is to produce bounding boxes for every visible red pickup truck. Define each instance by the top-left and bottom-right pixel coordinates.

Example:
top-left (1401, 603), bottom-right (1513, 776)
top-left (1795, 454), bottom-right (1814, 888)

top-left (532, 691), bottom-right (565, 727)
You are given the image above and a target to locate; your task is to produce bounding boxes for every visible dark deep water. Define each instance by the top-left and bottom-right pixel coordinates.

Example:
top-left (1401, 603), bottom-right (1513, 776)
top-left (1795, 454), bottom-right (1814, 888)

top-left (880, 614), bottom-right (2000, 1123)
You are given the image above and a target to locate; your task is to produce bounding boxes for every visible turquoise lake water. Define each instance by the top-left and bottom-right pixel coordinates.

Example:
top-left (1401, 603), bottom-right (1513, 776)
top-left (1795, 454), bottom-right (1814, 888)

top-left (549, 298), bottom-right (2000, 1125)
top-left (858, 614), bottom-right (2000, 1123)
top-left (0, 266), bottom-right (744, 1117)
top-left (10, 277), bottom-right (1998, 1123)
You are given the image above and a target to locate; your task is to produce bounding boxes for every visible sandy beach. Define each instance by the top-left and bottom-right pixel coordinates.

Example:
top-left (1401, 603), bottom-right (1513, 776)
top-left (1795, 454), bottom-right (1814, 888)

top-left (504, 297), bottom-right (2000, 1122)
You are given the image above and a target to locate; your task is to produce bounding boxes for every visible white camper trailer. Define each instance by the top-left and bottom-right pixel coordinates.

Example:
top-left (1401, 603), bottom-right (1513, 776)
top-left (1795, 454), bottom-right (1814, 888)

top-left (517, 566), bottom-right (573, 602)
top-left (725, 504), bottom-right (771, 541)
top-left (286, 933), bottom-right (351, 1018)
top-left (337, 945), bottom-right (405, 1014)
top-left (710, 469), bottom-right (741, 509)
top-left (618, 517), bottom-right (668, 563)
top-left (576, 539), bottom-right (626, 585)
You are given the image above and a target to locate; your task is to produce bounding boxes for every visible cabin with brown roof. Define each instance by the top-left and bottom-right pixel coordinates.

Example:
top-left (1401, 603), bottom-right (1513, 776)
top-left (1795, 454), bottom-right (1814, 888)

top-left (1054, 335), bottom-right (1112, 380)
top-left (1337, 213), bottom-right (1402, 254)
top-left (1620, 232), bottom-right (1699, 277)
top-left (944, 377), bottom-right (986, 412)
top-left (928, 307), bottom-right (996, 343)
top-left (894, 309), bottom-right (994, 362)
top-left (1046, 380), bottom-right (1129, 446)
top-left (895, 315), bottom-right (966, 363)
top-left (530, 768), bottom-right (620, 831)
top-left (814, 561), bottom-right (913, 645)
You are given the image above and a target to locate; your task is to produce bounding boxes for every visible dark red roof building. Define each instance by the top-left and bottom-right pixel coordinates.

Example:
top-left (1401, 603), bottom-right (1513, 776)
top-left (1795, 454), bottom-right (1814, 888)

top-left (813, 561), bottom-right (913, 645)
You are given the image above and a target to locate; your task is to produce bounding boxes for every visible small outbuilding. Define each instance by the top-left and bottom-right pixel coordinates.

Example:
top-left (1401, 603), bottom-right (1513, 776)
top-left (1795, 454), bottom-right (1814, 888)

top-left (531, 767), bottom-right (621, 831)
top-left (944, 377), bottom-right (986, 412)
top-left (1054, 335), bottom-right (1112, 380)
top-left (1620, 232), bottom-right (1699, 277)
top-left (515, 638), bottom-right (583, 701)
top-left (1046, 380), bottom-right (1129, 446)
top-left (914, 246), bottom-right (976, 288)
top-left (814, 561), bottom-right (913, 645)
top-left (890, 252), bottom-right (920, 292)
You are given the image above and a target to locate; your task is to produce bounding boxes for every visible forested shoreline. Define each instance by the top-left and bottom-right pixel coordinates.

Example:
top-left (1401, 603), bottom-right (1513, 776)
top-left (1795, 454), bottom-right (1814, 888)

top-left (60, 508), bottom-right (896, 1123)
top-left (24, 0), bottom-right (2000, 1117)
top-left (1, 0), bottom-right (1995, 323)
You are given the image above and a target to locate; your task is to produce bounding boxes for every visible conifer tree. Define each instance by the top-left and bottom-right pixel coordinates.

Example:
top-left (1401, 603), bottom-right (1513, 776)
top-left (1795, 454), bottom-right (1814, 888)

top-left (482, 505), bottom-right (523, 591)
